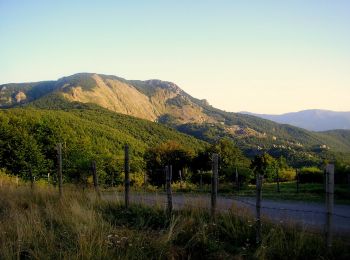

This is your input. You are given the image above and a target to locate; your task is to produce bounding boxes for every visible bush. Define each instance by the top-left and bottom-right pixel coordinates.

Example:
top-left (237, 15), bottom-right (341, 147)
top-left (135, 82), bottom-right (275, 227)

top-left (298, 167), bottom-right (323, 183)
top-left (171, 181), bottom-right (196, 192)
top-left (279, 169), bottom-right (296, 181)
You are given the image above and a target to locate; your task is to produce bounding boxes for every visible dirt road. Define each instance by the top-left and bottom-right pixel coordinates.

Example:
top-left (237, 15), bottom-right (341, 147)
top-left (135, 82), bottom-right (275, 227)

top-left (103, 192), bottom-right (350, 234)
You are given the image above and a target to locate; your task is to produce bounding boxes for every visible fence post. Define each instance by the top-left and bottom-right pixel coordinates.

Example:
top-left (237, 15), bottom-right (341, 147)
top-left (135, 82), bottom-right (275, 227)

top-left (144, 170), bottom-right (147, 190)
top-left (164, 168), bottom-right (167, 192)
top-left (256, 173), bottom-right (263, 244)
top-left (57, 143), bottom-right (63, 197)
top-left (124, 144), bottom-right (130, 209)
top-left (91, 161), bottom-right (101, 198)
top-left (276, 168), bottom-right (280, 193)
top-left (199, 170), bottom-right (203, 191)
top-left (296, 169), bottom-right (299, 193)
top-left (166, 165), bottom-right (173, 215)
top-left (325, 164), bottom-right (334, 248)
top-left (235, 167), bottom-right (239, 191)
top-left (30, 168), bottom-right (34, 190)
top-left (211, 153), bottom-right (219, 220)
top-left (16, 175), bottom-right (19, 187)
top-left (179, 170), bottom-right (183, 189)
top-left (111, 171), bottom-right (115, 188)
top-left (47, 172), bottom-right (50, 184)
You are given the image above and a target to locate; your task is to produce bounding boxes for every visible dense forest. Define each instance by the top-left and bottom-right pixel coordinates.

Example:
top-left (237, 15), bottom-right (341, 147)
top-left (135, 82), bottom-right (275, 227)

top-left (1, 105), bottom-right (349, 187)
top-left (0, 106), bottom-right (207, 185)
top-left (1, 74), bottom-right (350, 186)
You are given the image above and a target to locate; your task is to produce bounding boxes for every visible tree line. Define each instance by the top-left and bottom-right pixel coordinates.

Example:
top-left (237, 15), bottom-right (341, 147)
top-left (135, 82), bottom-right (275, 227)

top-left (1, 108), bottom-right (349, 187)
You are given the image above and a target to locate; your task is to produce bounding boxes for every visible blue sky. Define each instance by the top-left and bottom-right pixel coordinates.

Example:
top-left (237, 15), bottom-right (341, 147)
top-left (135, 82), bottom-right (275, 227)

top-left (1, 0), bottom-right (349, 113)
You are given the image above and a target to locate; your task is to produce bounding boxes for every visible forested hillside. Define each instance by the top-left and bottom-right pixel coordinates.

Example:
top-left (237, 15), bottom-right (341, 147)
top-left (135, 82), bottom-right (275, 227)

top-left (1, 73), bottom-right (350, 167)
top-left (0, 105), bottom-right (207, 184)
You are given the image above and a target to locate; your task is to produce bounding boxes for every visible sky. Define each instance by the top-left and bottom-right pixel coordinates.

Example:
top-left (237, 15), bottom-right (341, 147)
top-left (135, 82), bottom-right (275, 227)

top-left (1, 0), bottom-right (349, 114)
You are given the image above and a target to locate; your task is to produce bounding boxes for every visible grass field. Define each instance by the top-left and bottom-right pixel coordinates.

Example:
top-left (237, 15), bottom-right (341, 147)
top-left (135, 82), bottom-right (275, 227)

top-left (230, 182), bottom-right (350, 204)
top-left (1, 175), bottom-right (350, 259)
top-left (129, 181), bottom-right (350, 204)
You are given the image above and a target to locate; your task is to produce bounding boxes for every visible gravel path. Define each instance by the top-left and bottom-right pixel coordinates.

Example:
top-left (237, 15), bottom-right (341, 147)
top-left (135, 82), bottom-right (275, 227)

top-left (103, 192), bottom-right (350, 235)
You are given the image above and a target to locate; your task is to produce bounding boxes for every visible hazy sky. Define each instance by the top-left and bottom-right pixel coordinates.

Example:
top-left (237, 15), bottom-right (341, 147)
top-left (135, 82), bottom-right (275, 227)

top-left (1, 0), bottom-right (349, 114)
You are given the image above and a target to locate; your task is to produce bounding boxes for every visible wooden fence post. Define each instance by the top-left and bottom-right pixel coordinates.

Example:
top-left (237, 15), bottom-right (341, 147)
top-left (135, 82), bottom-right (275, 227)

top-left (325, 164), bottom-right (334, 248)
top-left (91, 161), bottom-right (101, 198)
top-left (179, 170), bottom-right (183, 189)
top-left (235, 167), bottom-right (239, 191)
top-left (296, 169), bottom-right (299, 193)
top-left (47, 172), bottom-right (50, 184)
top-left (256, 173), bottom-right (263, 244)
top-left (276, 168), bottom-right (280, 193)
top-left (57, 143), bottom-right (63, 197)
top-left (111, 171), bottom-right (115, 188)
top-left (124, 144), bottom-right (130, 209)
top-left (164, 168), bottom-right (167, 192)
top-left (30, 168), bottom-right (34, 190)
top-left (166, 165), bottom-right (173, 215)
top-left (199, 170), bottom-right (203, 191)
top-left (211, 153), bottom-right (219, 219)
top-left (144, 170), bottom-right (147, 190)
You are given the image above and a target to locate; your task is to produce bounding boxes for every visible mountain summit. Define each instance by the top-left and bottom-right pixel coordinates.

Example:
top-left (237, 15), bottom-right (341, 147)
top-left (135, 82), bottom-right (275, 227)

top-left (0, 73), bottom-right (211, 124)
top-left (1, 72), bottom-right (350, 161)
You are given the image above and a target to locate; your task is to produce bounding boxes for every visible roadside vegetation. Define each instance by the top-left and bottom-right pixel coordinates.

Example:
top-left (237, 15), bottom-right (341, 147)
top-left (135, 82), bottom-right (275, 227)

top-left (1, 107), bottom-right (349, 189)
top-left (1, 175), bottom-right (350, 259)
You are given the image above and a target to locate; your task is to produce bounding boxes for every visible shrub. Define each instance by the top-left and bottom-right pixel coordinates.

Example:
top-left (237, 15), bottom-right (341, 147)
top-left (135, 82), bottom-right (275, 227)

top-left (279, 169), bottom-right (296, 181)
top-left (171, 181), bottom-right (196, 192)
top-left (298, 167), bottom-right (323, 183)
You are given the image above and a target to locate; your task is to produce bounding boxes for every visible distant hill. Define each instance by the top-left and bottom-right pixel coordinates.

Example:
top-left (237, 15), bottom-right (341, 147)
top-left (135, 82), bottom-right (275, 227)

top-left (0, 105), bottom-right (207, 180)
top-left (241, 110), bottom-right (350, 131)
top-left (1, 73), bottom-right (350, 166)
top-left (0, 102), bottom-right (206, 154)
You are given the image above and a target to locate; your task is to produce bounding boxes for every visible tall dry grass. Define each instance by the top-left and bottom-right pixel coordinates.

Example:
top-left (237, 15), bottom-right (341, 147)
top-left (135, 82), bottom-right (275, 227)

top-left (0, 174), bottom-right (349, 259)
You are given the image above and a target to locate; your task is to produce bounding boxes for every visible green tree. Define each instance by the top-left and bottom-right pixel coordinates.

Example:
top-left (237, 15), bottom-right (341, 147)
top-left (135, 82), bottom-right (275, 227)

top-left (0, 121), bottom-right (47, 180)
top-left (251, 153), bottom-right (277, 181)
top-left (210, 138), bottom-right (251, 183)
top-left (144, 140), bottom-right (194, 186)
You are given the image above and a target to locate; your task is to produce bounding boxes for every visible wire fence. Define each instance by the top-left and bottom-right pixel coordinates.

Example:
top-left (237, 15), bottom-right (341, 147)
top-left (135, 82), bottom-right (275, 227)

top-left (105, 190), bottom-right (350, 243)
top-left (32, 144), bottom-right (350, 246)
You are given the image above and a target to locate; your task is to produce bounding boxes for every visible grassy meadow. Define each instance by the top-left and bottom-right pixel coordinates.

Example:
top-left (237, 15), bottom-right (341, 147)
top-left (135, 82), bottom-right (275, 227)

top-left (0, 174), bottom-right (350, 259)
top-left (230, 182), bottom-right (350, 204)
top-left (117, 181), bottom-right (350, 204)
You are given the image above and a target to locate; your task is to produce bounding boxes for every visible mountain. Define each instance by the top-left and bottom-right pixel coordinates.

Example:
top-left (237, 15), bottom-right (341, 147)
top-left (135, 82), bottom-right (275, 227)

top-left (1, 73), bottom-right (350, 166)
top-left (0, 73), bottom-right (210, 124)
top-left (241, 110), bottom-right (350, 131)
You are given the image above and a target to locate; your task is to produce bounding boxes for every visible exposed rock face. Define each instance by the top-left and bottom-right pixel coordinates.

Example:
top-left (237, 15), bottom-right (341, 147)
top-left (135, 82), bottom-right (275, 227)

top-left (60, 74), bottom-right (211, 124)
top-left (62, 74), bottom-right (161, 121)
top-left (3, 72), bottom-right (350, 154)
top-left (0, 73), bottom-right (265, 138)
top-left (15, 91), bottom-right (27, 103)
